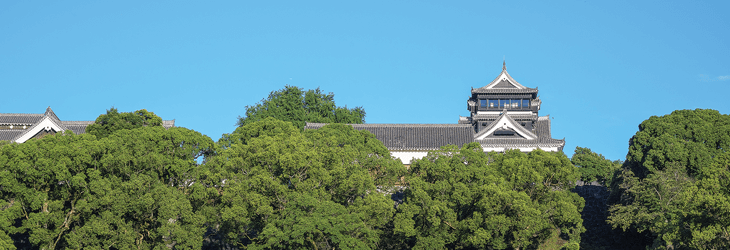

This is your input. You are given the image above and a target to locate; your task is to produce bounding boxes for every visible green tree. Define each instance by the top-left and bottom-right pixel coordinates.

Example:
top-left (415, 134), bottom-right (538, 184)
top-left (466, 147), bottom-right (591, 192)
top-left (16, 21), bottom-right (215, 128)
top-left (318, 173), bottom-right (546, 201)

top-left (392, 144), bottom-right (585, 250)
top-left (0, 123), bottom-right (216, 249)
top-left (205, 117), bottom-right (405, 249)
top-left (608, 109), bottom-right (730, 249)
top-left (85, 107), bottom-right (163, 139)
top-left (571, 146), bottom-right (622, 185)
top-left (0, 230), bottom-right (14, 250)
top-left (236, 86), bottom-right (366, 130)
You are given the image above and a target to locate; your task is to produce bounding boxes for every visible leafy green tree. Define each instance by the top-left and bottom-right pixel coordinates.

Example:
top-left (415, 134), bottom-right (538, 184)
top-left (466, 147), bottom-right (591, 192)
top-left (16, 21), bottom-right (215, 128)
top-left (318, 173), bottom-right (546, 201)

top-left (236, 86), bottom-right (366, 130)
top-left (0, 123), bottom-right (216, 249)
top-left (608, 109), bottom-right (730, 249)
top-left (205, 117), bottom-right (405, 249)
top-left (85, 107), bottom-right (163, 139)
top-left (392, 144), bottom-right (585, 250)
top-left (571, 146), bottom-right (622, 185)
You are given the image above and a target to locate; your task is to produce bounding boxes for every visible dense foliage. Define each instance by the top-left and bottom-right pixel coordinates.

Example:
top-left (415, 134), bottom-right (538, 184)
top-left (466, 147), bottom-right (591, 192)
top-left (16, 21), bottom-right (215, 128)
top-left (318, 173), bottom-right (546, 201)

top-left (392, 144), bottom-right (585, 250)
top-left (571, 147), bottom-right (622, 185)
top-left (204, 117), bottom-right (406, 249)
top-left (236, 86), bottom-right (366, 130)
top-left (9, 102), bottom-right (726, 249)
top-left (85, 107), bottom-right (163, 139)
top-left (0, 126), bottom-right (216, 249)
top-left (608, 109), bottom-right (730, 249)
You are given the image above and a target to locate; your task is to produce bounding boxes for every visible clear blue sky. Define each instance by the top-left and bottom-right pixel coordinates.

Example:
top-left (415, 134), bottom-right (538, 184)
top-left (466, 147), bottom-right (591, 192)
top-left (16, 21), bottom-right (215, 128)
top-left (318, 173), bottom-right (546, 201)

top-left (2, 1), bottom-right (728, 161)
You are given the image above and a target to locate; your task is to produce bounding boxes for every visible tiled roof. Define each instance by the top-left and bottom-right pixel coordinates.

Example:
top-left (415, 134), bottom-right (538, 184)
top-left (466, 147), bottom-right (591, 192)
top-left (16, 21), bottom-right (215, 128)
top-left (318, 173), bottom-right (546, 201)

top-left (536, 116), bottom-right (564, 144)
top-left (471, 88), bottom-right (538, 94)
top-left (475, 117), bottom-right (564, 148)
top-left (61, 121), bottom-right (95, 135)
top-left (305, 123), bottom-right (475, 150)
top-left (0, 114), bottom-right (44, 124)
top-left (10, 116), bottom-right (69, 143)
top-left (0, 130), bottom-right (23, 141)
top-left (458, 116), bottom-right (472, 124)
top-left (472, 113), bottom-right (537, 121)
top-left (44, 106), bottom-right (61, 123)
top-left (475, 138), bottom-right (565, 147)
top-left (493, 79), bottom-right (517, 88)
top-left (472, 67), bottom-right (538, 94)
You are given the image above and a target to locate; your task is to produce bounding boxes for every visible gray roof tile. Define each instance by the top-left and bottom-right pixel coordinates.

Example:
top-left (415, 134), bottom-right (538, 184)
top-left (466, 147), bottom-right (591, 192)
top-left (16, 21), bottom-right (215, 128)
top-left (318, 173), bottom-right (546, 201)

top-left (61, 121), bottom-right (94, 135)
top-left (0, 114), bottom-right (43, 124)
top-left (305, 123), bottom-right (475, 150)
top-left (0, 130), bottom-right (23, 141)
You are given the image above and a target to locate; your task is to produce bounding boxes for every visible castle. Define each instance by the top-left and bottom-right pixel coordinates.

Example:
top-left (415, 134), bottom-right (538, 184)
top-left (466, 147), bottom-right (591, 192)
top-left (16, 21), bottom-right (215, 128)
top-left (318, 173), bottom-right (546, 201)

top-left (305, 62), bottom-right (565, 164)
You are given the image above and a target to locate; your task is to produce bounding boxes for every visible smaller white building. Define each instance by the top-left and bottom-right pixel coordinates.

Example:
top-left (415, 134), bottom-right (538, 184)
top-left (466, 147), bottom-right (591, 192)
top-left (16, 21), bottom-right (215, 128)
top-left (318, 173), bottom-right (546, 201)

top-left (0, 107), bottom-right (175, 143)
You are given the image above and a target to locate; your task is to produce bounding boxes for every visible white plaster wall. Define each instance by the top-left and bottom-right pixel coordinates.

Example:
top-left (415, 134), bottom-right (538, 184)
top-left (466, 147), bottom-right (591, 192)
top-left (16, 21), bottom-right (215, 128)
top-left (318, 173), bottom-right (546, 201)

top-left (391, 151), bottom-right (429, 165)
top-left (389, 147), bottom-right (561, 165)
top-left (480, 146), bottom-right (561, 153)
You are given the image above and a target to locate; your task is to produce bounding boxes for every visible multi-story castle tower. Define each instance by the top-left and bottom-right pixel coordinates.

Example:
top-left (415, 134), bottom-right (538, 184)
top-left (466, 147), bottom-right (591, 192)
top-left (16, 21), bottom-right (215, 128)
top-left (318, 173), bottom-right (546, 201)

top-left (460, 61), bottom-right (563, 152)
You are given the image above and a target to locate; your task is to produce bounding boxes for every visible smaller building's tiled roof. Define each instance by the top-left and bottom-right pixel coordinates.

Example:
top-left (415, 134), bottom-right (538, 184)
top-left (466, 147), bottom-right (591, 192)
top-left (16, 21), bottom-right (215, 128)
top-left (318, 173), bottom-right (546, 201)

top-left (44, 106), bottom-right (61, 123)
top-left (10, 115), bottom-right (69, 143)
top-left (0, 130), bottom-right (24, 141)
top-left (305, 123), bottom-right (475, 151)
top-left (0, 113), bottom-right (44, 125)
top-left (61, 121), bottom-right (95, 135)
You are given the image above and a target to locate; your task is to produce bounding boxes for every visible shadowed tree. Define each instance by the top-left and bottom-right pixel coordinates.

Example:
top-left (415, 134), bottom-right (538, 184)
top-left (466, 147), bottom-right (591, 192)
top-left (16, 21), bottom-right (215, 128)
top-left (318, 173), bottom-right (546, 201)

top-left (392, 143), bottom-right (584, 250)
top-left (609, 109), bottom-right (730, 249)
top-left (571, 146), bottom-right (622, 185)
top-left (1, 112), bottom-right (216, 249)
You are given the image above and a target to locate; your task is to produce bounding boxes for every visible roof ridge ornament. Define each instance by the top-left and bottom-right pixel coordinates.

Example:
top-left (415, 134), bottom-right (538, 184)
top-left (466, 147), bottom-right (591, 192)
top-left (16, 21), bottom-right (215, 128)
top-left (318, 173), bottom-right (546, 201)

top-left (503, 60), bottom-right (506, 70)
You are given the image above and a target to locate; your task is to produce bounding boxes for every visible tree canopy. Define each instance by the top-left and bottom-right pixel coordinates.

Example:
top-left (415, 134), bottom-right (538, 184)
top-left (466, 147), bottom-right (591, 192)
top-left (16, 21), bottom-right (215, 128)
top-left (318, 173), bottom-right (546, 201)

top-left (392, 144), bottom-right (584, 250)
top-left (85, 107), bottom-right (163, 139)
top-left (608, 109), bottom-right (730, 249)
top-left (236, 86), bottom-right (366, 130)
top-left (571, 146), bottom-right (622, 185)
top-left (1, 111), bottom-right (216, 249)
top-left (204, 117), bottom-right (405, 249)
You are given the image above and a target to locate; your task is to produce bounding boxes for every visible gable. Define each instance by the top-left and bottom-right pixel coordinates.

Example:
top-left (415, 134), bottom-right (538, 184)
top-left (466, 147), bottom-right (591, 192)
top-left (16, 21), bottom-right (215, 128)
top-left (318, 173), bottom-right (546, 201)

top-left (13, 116), bottom-right (67, 143)
top-left (474, 112), bottom-right (537, 140)
top-left (492, 79), bottom-right (518, 88)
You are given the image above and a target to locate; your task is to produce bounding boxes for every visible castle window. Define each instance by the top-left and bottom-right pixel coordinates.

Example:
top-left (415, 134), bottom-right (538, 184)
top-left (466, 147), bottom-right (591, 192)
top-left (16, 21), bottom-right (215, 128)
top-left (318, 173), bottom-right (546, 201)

top-left (511, 99), bottom-right (521, 108)
top-left (522, 99), bottom-right (530, 108)
top-left (480, 99), bottom-right (487, 107)
top-left (489, 100), bottom-right (498, 108)
top-left (499, 99), bottom-right (509, 108)
top-left (494, 130), bottom-right (515, 136)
